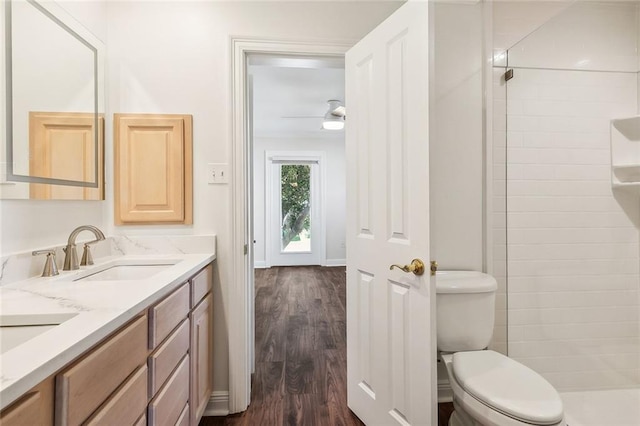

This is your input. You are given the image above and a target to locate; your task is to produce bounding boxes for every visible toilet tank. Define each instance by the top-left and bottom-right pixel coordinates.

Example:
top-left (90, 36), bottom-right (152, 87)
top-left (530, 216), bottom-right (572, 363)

top-left (436, 271), bottom-right (498, 352)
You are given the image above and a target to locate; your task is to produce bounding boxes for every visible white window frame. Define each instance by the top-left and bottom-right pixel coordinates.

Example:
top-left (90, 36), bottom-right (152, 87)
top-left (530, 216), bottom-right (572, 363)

top-left (265, 151), bottom-right (326, 268)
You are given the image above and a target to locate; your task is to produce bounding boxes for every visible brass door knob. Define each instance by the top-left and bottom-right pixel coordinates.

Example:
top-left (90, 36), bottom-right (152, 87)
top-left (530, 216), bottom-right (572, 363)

top-left (389, 259), bottom-right (425, 276)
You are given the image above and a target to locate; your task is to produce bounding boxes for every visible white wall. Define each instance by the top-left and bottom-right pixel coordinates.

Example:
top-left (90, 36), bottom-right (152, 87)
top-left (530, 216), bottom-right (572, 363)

top-left (105, 0), bottom-right (402, 403)
top-left (492, 0), bottom-right (572, 55)
top-left (497, 1), bottom-right (640, 391)
top-left (508, 2), bottom-right (638, 73)
top-left (430, 2), bottom-right (484, 272)
top-left (253, 137), bottom-right (346, 267)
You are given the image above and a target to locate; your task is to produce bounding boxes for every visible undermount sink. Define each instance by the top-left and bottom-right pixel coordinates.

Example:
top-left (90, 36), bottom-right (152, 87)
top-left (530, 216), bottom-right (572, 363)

top-left (0, 313), bottom-right (78, 354)
top-left (58, 258), bottom-right (182, 282)
top-left (75, 264), bottom-right (176, 282)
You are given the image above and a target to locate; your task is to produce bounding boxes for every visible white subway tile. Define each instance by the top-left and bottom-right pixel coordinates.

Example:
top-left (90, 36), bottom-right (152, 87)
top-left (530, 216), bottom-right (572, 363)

top-left (507, 115), bottom-right (540, 132)
top-left (508, 275), bottom-right (638, 293)
top-left (509, 290), bottom-right (639, 309)
top-left (507, 180), bottom-right (612, 196)
top-left (536, 116), bottom-right (610, 133)
top-left (495, 65), bottom-right (639, 391)
top-left (510, 306), bottom-right (639, 326)
top-left (508, 243), bottom-right (638, 260)
top-left (506, 211), bottom-right (634, 228)
top-left (522, 354), bottom-right (640, 375)
top-left (507, 83), bottom-right (540, 101)
top-left (508, 228), bottom-right (637, 244)
top-left (554, 165), bottom-right (611, 180)
top-left (507, 164), bottom-right (556, 180)
top-left (543, 369), bottom-right (640, 392)
top-left (522, 322), bottom-right (639, 341)
top-left (507, 196), bottom-right (620, 212)
top-left (508, 259), bottom-right (638, 277)
top-left (509, 339), bottom-right (640, 358)
top-left (507, 148), bottom-right (610, 166)
top-left (537, 85), bottom-right (572, 101)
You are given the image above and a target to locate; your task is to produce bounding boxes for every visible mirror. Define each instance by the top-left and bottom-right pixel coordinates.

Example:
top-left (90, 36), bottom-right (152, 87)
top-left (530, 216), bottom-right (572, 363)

top-left (1, 0), bottom-right (105, 200)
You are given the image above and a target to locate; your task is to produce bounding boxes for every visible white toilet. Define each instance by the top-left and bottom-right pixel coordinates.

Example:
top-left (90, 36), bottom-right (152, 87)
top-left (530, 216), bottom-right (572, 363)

top-left (436, 271), bottom-right (565, 426)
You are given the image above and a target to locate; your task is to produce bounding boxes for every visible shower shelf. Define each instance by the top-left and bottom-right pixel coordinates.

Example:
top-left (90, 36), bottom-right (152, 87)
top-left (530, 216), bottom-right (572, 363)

top-left (611, 117), bottom-right (640, 191)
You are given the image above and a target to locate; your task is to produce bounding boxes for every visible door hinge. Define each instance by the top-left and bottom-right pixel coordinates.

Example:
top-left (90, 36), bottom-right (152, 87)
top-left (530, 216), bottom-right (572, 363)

top-left (244, 244), bottom-right (248, 255)
top-left (504, 69), bottom-right (514, 82)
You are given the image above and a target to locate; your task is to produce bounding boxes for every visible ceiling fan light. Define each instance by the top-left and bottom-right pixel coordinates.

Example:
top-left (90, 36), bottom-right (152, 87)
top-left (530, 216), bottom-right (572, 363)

top-left (322, 100), bottom-right (345, 130)
top-left (322, 119), bottom-right (344, 130)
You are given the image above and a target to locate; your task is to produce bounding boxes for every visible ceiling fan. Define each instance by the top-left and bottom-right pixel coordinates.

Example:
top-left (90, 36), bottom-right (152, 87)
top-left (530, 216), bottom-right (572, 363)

top-left (281, 100), bottom-right (346, 130)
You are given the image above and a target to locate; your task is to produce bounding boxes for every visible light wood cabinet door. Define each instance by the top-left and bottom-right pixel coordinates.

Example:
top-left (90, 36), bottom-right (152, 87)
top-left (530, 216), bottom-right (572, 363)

top-left (114, 113), bottom-right (193, 225)
top-left (190, 293), bottom-right (213, 425)
top-left (29, 112), bottom-right (104, 200)
top-left (0, 377), bottom-right (54, 426)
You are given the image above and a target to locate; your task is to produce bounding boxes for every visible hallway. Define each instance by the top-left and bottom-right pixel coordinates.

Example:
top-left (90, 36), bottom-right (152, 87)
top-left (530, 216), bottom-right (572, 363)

top-left (201, 266), bottom-right (363, 425)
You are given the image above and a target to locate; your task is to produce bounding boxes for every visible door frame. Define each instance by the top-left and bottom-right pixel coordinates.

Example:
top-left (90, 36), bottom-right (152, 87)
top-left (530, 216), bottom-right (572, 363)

top-left (230, 37), bottom-right (351, 413)
top-left (264, 151), bottom-right (326, 268)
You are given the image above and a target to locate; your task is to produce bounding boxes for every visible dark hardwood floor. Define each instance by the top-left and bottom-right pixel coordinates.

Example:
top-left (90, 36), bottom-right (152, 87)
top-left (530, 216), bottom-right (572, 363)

top-left (200, 266), bottom-right (364, 426)
top-left (200, 266), bottom-right (454, 426)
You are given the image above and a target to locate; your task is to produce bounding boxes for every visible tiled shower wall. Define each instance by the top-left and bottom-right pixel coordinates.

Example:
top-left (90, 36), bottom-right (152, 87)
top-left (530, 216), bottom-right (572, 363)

top-left (491, 1), bottom-right (640, 392)
top-left (504, 69), bottom-right (640, 391)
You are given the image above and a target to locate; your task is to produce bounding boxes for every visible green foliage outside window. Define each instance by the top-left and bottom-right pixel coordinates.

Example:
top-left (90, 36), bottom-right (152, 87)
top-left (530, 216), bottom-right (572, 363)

top-left (281, 164), bottom-right (311, 249)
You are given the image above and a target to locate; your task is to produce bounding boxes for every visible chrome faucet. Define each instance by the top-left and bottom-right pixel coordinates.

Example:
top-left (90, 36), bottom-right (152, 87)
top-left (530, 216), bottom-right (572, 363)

top-left (63, 225), bottom-right (106, 271)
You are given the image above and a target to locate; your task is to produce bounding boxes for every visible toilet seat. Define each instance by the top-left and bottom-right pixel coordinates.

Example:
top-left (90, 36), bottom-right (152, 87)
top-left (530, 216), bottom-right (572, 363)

top-left (441, 352), bottom-right (565, 426)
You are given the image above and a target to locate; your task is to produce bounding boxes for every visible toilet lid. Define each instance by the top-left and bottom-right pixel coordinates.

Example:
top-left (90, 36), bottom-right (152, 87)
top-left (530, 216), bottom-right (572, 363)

top-left (452, 350), bottom-right (563, 425)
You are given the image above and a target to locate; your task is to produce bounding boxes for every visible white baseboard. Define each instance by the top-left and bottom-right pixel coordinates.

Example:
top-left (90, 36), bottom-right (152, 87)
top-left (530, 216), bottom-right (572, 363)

top-left (438, 381), bottom-right (453, 403)
top-left (254, 261), bottom-right (267, 269)
top-left (325, 258), bottom-right (346, 267)
top-left (204, 391), bottom-right (229, 417)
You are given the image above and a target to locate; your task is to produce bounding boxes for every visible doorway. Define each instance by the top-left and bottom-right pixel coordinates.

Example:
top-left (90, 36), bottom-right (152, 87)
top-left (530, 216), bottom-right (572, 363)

top-left (244, 51), bottom-right (348, 416)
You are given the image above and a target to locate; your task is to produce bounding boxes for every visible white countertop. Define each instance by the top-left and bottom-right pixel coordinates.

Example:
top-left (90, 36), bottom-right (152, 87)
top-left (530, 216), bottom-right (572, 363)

top-left (0, 252), bottom-right (215, 410)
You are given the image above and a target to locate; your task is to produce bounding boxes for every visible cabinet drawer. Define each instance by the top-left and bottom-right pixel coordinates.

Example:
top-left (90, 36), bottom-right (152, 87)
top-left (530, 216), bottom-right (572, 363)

top-left (85, 365), bottom-right (148, 426)
top-left (149, 318), bottom-right (190, 396)
top-left (149, 283), bottom-right (189, 349)
top-left (190, 264), bottom-right (212, 307)
top-left (0, 377), bottom-right (53, 426)
top-left (56, 314), bottom-right (148, 426)
top-left (148, 355), bottom-right (190, 426)
top-left (175, 403), bottom-right (189, 426)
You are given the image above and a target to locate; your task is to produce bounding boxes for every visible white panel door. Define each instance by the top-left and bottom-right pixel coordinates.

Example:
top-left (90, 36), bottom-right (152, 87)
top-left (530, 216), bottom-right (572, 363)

top-left (346, 2), bottom-right (435, 425)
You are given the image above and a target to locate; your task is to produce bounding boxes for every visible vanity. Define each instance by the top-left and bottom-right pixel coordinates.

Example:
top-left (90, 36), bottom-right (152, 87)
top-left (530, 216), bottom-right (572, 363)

top-left (0, 251), bottom-right (215, 426)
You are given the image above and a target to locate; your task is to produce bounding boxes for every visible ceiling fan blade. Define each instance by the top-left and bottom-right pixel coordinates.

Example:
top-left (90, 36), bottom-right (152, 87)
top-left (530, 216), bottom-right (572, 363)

top-left (331, 106), bottom-right (346, 117)
top-left (280, 116), bottom-right (324, 119)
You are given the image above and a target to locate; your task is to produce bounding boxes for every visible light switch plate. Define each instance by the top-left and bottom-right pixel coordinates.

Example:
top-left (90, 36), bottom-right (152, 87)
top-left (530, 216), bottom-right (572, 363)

top-left (207, 163), bottom-right (229, 184)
